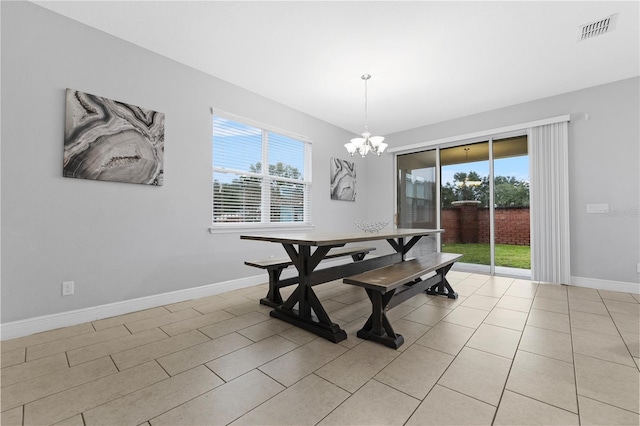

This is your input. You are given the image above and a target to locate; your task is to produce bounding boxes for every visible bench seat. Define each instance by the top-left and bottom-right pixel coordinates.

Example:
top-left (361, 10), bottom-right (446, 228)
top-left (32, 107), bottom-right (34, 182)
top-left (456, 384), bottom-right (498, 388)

top-left (344, 252), bottom-right (462, 293)
top-left (246, 246), bottom-right (376, 307)
top-left (343, 252), bottom-right (462, 348)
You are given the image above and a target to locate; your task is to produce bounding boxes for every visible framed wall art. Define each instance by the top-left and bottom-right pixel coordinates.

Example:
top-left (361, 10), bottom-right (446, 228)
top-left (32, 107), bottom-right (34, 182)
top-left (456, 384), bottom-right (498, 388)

top-left (63, 89), bottom-right (165, 185)
top-left (330, 157), bottom-right (356, 201)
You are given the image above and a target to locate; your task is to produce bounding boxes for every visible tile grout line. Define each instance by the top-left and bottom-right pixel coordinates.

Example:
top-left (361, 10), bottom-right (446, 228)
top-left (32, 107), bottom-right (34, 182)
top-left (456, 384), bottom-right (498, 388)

top-left (488, 279), bottom-right (535, 426)
top-left (598, 292), bottom-right (638, 363)
top-left (568, 290), bottom-right (582, 423)
top-left (397, 279), bottom-right (516, 424)
top-left (153, 358), bottom-right (172, 378)
top-left (307, 302), bottom-right (421, 425)
top-left (566, 287), bottom-right (639, 413)
top-left (577, 394), bottom-right (640, 416)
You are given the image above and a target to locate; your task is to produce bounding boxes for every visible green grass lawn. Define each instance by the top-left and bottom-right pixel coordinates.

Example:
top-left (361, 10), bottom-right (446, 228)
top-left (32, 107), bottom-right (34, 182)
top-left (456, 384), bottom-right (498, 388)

top-left (441, 243), bottom-right (531, 269)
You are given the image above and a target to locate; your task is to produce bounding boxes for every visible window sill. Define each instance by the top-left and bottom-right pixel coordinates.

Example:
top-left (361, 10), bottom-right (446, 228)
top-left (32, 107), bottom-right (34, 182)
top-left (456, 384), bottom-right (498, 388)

top-left (209, 224), bottom-right (315, 234)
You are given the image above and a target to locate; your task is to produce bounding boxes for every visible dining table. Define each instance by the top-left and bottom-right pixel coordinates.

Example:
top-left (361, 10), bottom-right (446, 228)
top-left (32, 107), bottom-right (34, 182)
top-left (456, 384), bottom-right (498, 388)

top-left (241, 228), bottom-right (443, 343)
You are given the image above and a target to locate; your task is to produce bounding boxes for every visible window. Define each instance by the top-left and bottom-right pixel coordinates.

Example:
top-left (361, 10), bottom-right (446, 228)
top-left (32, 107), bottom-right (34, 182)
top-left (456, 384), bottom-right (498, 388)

top-left (212, 113), bottom-right (312, 228)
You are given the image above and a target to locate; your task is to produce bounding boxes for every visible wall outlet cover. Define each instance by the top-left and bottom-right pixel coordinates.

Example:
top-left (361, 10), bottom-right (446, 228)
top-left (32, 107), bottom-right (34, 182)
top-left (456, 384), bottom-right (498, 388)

top-left (62, 281), bottom-right (74, 296)
top-left (586, 203), bottom-right (609, 213)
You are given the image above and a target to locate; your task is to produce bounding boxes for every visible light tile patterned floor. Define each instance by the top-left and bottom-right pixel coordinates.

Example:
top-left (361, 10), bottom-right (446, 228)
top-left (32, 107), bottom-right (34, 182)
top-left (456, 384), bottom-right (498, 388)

top-left (1, 272), bottom-right (639, 425)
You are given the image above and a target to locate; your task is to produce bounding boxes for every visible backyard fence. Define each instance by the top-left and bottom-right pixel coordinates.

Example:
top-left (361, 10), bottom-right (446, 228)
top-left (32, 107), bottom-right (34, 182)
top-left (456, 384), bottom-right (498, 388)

top-left (442, 204), bottom-right (530, 246)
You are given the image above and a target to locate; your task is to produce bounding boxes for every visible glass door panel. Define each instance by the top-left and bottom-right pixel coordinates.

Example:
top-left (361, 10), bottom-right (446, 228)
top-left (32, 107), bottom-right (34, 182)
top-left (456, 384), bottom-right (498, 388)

top-left (440, 142), bottom-right (491, 273)
top-left (397, 150), bottom-right (438, 256)
top-left (493, 136), bottom-right (531, 276)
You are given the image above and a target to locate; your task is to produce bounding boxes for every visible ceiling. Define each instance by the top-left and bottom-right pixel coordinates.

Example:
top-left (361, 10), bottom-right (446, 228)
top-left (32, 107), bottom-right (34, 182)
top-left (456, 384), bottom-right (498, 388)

top-left (32, 1), bottom-right (639, 136)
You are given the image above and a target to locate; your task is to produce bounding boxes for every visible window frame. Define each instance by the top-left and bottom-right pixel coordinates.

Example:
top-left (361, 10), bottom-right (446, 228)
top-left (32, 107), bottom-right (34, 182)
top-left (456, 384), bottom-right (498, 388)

top-left (210, 110), bottom-right (313, 233)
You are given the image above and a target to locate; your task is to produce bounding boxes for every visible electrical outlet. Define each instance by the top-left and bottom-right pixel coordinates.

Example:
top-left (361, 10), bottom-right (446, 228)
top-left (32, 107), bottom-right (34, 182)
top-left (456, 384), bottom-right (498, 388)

top-left (586, 203), bottom-right (609, 213)
top-left (62, 281), bottom-right (74, 296)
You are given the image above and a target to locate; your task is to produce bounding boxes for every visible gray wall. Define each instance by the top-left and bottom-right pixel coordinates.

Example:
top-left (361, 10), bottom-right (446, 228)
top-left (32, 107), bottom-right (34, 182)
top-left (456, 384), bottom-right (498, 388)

top-left (1, 2), bottom-right (370, 323)
top-left (377, 77), bottom-right (640, 286)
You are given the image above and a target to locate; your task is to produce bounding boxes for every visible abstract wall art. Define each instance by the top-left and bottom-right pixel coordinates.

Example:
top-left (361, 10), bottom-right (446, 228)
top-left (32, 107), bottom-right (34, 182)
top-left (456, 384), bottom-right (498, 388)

top-left (63, 89), bottom-right (165, 185)
top-left (330, 157), bottom-right (356, 201)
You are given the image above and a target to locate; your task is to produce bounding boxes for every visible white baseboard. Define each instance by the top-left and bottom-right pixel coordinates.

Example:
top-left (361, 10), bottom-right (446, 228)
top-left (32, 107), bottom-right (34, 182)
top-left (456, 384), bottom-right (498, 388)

top-left (6, 266), bottom-right (635, 341)
top-left (0, 255), bottom-right (358, 341)
top-left (570, 276), bottom-right (640, 294)
top-left (1, 275), bottom-right (265, 341)
top-left (452, 265), bottom-right (639, 294)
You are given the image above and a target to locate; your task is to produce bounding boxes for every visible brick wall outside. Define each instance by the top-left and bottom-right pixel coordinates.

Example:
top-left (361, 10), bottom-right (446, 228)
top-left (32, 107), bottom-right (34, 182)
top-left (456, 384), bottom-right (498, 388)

top-left (441, 208), bottom-right (460, 243)
top-left (442, 207), bottom-right (530, 246)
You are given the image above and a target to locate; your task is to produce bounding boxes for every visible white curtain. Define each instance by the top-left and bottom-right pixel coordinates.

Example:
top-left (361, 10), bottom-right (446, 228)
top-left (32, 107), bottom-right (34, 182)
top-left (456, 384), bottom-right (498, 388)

top-left (528, 121), bottom-right (571, 284)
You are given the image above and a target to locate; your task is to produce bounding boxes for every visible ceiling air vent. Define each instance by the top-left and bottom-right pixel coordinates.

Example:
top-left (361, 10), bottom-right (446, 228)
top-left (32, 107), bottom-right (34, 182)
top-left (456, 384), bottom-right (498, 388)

top-left (579, 14), bottom-right (618, 41)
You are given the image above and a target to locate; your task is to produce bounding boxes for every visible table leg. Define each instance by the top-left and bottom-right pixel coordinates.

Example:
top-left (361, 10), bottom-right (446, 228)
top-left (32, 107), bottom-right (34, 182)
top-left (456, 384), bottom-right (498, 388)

top-left (271, 289), bottom-right (346, 342)
top-left (386, 235), bottom-right (423, 259)
top-left (271, 244), bottom-right (347, 343)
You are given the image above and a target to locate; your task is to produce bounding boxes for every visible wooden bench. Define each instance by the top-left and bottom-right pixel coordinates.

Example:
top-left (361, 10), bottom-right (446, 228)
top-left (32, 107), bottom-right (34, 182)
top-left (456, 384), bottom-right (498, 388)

top-left (343, 252), bottom-right (462, 349)
top-left (246, 246), bottom-right (376, 308)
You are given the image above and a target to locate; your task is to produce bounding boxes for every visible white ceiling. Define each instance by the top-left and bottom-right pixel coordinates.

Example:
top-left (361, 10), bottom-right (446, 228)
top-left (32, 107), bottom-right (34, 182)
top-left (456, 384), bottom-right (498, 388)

top-left (33, 1), bottom-right (639, 136)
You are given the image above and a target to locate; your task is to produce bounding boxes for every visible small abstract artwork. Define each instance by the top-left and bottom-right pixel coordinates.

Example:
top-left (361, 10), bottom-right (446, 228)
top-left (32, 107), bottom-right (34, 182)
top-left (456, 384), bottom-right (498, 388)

top-left (330, 157), bottom-right (356, 201)
top-left (63, 89), bottom-right (165, 185)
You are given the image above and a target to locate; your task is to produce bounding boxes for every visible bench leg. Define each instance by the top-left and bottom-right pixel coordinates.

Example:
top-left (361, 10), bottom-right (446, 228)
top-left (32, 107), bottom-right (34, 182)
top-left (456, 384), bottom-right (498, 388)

top-left (357, 289), bottom-right (405, 349)
top-left (260, 267), bottom-right (285, 308)
top-left (425, 263), bottom-right (458, 299)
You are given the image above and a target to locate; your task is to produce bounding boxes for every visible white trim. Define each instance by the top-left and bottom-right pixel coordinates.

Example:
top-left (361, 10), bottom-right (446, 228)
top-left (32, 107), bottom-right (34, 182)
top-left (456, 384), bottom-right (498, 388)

top-left (0, 256), bottom-right (358, 340)
top-left (212, 108), bottom-right (312, 144)
top-left (435, 147), bottom-right (441, 250)
top-left (388, 114), bottom-right (571, 154)
top-left (1, 276), bottom-right (264, 340)
top-left (488, 137), bottom-right (495, 275)
top-left (570, 276), bottom-right (640, 294)
top-left (211, 111), bottom-right (313, 229)
top-left (209, 224), bottom-right (314, 234)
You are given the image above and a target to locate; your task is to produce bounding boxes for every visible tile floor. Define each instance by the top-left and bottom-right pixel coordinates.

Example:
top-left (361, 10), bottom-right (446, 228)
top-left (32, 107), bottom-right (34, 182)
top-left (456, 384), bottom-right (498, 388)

top-left (1, 272), bottom-right (639, 425)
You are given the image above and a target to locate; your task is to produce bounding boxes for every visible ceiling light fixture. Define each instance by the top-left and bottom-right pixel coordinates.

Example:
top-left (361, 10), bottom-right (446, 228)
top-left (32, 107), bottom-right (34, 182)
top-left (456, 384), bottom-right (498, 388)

top-left (344, 74), bottom-right (387, 157)
top-left (456, 148), bottom-right (482, 187)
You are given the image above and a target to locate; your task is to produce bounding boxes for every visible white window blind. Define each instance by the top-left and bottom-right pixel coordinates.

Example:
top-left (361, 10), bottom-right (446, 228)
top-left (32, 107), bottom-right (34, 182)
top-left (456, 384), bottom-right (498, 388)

top-left (528, 120), bottom-right (571, 284)
top-left (212, 113), bottom-right (312, 227)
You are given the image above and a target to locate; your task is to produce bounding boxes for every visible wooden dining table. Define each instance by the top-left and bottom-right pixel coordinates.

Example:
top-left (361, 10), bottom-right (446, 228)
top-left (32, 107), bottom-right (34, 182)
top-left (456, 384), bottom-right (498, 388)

top-left (241, 228), bottom-right (443, 343)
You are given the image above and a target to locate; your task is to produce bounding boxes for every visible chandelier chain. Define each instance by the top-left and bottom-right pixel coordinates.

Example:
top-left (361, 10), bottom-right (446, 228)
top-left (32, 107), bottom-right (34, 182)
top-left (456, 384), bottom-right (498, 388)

top-left (363, 75), bottom-right (369, 133)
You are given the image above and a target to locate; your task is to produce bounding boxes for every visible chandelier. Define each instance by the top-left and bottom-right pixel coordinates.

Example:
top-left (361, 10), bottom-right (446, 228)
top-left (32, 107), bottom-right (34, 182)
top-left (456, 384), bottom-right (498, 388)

top-left (344, 74), bottom-right (388, 157)
top-left (456, 149), bottom-right (481, 187)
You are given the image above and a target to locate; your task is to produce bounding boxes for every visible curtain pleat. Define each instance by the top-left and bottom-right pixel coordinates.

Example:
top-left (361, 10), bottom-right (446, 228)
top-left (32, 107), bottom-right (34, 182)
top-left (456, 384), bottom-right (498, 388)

top-left (528, 121), bottom-right (571, 284)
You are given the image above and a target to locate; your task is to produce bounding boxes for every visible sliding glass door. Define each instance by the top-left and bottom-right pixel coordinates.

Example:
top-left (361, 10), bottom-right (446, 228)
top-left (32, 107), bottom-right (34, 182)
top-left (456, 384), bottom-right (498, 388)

top-left (396, 135), bottom-right (530, 277)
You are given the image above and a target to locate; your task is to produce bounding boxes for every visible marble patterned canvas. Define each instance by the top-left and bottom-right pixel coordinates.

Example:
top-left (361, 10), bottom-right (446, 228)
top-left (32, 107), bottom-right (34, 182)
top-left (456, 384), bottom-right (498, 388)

top-left (63, 89), bottom-right (165, 185)
top-left (330, 157), bottom-right (356, 201)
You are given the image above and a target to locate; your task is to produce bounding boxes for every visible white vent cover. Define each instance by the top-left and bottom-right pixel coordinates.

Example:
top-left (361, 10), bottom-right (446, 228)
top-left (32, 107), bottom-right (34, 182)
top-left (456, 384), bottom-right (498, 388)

top-left (579, 14), bottom-right (618, 41)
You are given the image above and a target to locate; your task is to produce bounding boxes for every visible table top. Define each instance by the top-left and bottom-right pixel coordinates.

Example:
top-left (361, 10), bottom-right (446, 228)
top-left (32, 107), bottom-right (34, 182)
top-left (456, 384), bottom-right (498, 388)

top-left (240, 228), bottom-right (443, 246)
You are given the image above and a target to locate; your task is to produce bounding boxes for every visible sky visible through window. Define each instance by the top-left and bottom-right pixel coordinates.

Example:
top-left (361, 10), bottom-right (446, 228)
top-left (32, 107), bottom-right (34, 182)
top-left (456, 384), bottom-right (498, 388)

top-left (213, 117), bottom-right (305, 184)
